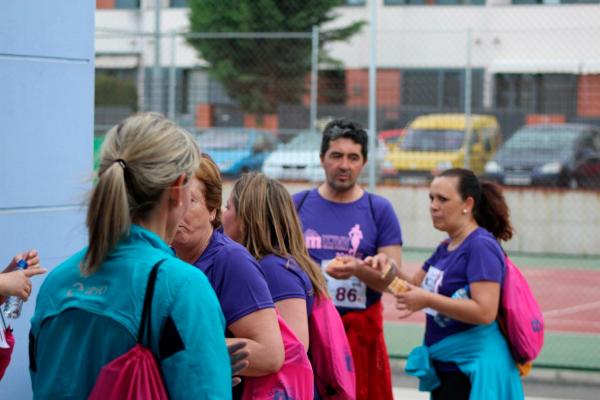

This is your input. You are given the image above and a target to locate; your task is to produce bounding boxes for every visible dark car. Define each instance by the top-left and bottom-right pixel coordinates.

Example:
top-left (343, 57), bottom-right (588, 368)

top-left (484, 124), bottom-right (600, 188)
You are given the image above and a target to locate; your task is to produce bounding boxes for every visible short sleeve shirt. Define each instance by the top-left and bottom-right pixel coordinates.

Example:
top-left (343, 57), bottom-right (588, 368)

top-left (422, 227), bottom-right (505, 347)
top-left (192, 230), bottom-right (274, 327)
top-left (259, 254), bottom-right (315, 317)
top-left (293, 189), bottom-right (403, 314)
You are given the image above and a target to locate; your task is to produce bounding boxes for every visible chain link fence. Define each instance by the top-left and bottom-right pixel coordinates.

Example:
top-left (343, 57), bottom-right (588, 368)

top-left (95, 4), bottom-right (600, 373)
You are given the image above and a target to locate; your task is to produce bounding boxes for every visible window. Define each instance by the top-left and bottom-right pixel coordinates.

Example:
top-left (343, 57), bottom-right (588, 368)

top-left (494, 74), bottom-right (577, 114)
top-left (343, 0), bottom-right (366, 5)
top-left (115, 0), bottom-right (140, 9)
top-left (170, 0), bottom-right (188, 7)
top-left (403, 71), bottom-right (438, 107)
top-left (385, 0), bottom-right (484, 5)
top-left (320, 70), bottom-right (346, 104)
top-left (513, 0), bottom-right (598, 4)
top-left (402, 69), bottom-right (483, 110)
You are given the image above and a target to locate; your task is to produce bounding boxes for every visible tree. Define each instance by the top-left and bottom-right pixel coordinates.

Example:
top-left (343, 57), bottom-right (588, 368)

top-left (187, 0), bottom-right (363, 115)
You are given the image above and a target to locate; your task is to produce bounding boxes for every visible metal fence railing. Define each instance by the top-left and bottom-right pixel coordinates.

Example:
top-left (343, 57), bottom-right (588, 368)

top-left (95, 10), bottom-right (600, 373)
top-left (95, 25), bottom-right (600, 191)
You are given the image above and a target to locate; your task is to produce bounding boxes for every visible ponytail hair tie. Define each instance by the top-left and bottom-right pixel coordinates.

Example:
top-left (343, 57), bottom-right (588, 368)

top-left (113, 159), bottom-right (127, 170)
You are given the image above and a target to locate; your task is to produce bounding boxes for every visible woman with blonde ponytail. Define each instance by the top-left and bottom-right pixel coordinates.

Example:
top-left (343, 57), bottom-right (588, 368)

top-left (30, 113), bottom-right (232, 399)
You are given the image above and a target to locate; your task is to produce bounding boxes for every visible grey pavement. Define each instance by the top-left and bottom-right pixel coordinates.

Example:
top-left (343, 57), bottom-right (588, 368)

top-left (391, 360), bottom-right (600, 400)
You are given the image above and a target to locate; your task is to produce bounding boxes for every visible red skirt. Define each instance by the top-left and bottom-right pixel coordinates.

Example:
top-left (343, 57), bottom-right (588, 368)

top-left (342, 301), bottom-right (393, 400)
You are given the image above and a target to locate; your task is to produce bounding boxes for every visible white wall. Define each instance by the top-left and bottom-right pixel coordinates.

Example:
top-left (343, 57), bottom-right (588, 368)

top-left (0, 1), bottom-right (94, 397)
top-left (223, 182), bottom-right (600, 256)
top-left (330, 4), bottom-right (600, 72)
top-left (95, 3), bottom-right (600, 73)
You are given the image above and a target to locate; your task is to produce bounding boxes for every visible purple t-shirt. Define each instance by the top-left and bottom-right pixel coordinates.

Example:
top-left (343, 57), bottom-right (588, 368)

top-left (422, 227), bottom-right (505, 348)
top-left (293, 189), bottom-right (403, 314)
top-left (259, 254), bottom-right (315, 317)
top-left (191, 229), bottom-right (274, 327)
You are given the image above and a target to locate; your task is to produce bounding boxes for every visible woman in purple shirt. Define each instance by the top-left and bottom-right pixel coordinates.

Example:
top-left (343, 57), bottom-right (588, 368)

top-left (372, 168), bottom-right (518, 400)
top-left (172, 155), bottom-right (284, 394)
top-left (223, 172), bottom-right (328, 351)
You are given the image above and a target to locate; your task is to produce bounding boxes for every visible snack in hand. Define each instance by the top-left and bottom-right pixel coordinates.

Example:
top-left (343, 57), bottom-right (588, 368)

top-left (326, 257), bottom-right (345, 275)
top-left (388, 277), bottom-right (409, 295)
top-left (380, 260), bottom-right (394, 279)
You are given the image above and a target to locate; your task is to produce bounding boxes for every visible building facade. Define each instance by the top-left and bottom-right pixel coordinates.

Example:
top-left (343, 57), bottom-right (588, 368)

top-left (95, 0), bottom-right (600, 137)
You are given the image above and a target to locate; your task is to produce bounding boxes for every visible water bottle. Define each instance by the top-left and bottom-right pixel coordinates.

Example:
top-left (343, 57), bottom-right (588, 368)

top-left (434, 285), bottom-right (470, 328)
top-left (3, 259), bottom-right (28, 319)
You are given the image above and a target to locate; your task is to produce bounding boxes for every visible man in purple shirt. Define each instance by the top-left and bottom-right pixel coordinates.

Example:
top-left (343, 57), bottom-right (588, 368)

top-left (293, 119), bottom-right (403, 400)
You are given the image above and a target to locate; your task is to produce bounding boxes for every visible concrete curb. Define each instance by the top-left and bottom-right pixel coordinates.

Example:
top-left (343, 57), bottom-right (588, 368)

top-left (390, 359), bottom-right (600, 387)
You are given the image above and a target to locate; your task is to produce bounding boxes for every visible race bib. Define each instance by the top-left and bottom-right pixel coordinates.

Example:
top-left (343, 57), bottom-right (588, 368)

top-left (421, 266), bottom-right (444, 317)
top-left (322, 259), bottom-right (367, 310)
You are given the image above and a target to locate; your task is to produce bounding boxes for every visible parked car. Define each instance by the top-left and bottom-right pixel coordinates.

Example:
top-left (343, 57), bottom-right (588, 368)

top-left (262, 130), bottom-right (387, 183)
top-left (381, 114), bottom-right (501, 184)
top-left (196, 128), bottom-right (279, 176)
top-left (262, 131), bottom-right (325, 182)
top-left (484, 124), bottom-right (600, 188)
top-left (378, 129), bottom-right (405, 150)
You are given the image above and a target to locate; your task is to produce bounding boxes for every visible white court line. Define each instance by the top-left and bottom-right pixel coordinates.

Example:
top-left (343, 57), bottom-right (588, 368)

top-left (543, 319), bottom-right (600, 328)
top-left (544, 300), bottom-right (600, 318)
top-left (393, 387), bottom-right (574, 400)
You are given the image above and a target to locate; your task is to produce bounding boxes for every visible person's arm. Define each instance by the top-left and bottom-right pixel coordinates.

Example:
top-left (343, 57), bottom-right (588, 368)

top-left (0, 270), bottom-right (44, 299)
top-left (228, 307), bottom-right (285, 376)
top-left (0, 250), bottom-right (47, 304)
top-left (3, 249), bottom-right (41, 273)
top-left (274, 298), bottom-right (309, 351)
top-left (364, 249), bottom-right (428, 287)
top-left (160, 274), bottom-right (232, 399)
top-left (328, 245), bottom-right (402, 292)
top-left (355, 245), bottom-right (402, 291)
top-left (395, 280), bottom-right (501, 324)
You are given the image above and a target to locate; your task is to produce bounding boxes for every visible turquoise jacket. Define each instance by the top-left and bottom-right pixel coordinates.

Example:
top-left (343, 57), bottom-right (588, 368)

top-left (30, 225), bottom-right (231, 400)
top-left (406, 322), bottom-right (524, 400)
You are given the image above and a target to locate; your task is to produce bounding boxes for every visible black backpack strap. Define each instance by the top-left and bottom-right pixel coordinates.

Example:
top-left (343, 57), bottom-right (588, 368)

top-left (367, 192), bottom-right (380, 241)
top-left (295, 189), bottom-right (312, 213)
top-left (367, 192), bottom-right (376, 223)
top-left (138, 259), bottom-right (166, 345)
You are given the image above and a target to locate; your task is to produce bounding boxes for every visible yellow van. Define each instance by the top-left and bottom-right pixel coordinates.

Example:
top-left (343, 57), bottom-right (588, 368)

top-left (381, 114), bottom-right (501, 183)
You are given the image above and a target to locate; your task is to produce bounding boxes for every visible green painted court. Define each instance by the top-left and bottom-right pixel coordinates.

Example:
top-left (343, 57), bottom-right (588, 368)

top-left (383, 248), bottom-right (600, 372)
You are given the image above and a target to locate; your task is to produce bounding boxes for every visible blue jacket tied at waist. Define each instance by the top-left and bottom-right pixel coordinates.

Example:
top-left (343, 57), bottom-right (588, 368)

top-left (405, 322), bottom-right (524, 400)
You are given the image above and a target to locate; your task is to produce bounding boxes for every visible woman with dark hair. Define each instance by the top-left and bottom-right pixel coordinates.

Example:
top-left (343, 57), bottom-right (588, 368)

top-left (371, 168), bottom-right (523, 400)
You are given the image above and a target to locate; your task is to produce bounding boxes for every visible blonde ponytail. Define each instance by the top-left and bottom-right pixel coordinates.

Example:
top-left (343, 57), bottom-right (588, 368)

top-left (83, 113), bottom-right (200, 275)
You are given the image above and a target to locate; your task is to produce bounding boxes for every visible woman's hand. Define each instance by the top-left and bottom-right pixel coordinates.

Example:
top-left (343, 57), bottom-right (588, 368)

top-left (226, 339), bottom-right (250, 387)
top-left (4, 249), bottom-right (42, 273)
top-left (0, 268), bottom-right (46, 301)
top-left (363, 253), bottom-right (390, 275)
top-left (395, 283), bottom-right (431, 318)
top-left (0, 250), bottom-right (47, 304)
top-left (325, 256), bottom-right (362, 280)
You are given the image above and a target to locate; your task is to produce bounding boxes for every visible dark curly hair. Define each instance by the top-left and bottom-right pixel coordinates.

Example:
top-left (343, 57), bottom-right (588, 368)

top-left (440, 168), bottom-right (513, 242)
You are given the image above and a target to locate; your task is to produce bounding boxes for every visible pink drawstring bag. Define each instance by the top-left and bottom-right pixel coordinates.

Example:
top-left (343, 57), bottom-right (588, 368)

top-left (88, 344), bottom-right (167, 400)
top-left (0, 326), bottom-right (15, 381)
top-left (242, 314), bottom-right (314, 400)
top-left (88, 260), bottom-right (168, 400)
top-left (498, 255), bottom-right (544, 364)
top-left (309, 294), bottom-right (356, 399)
